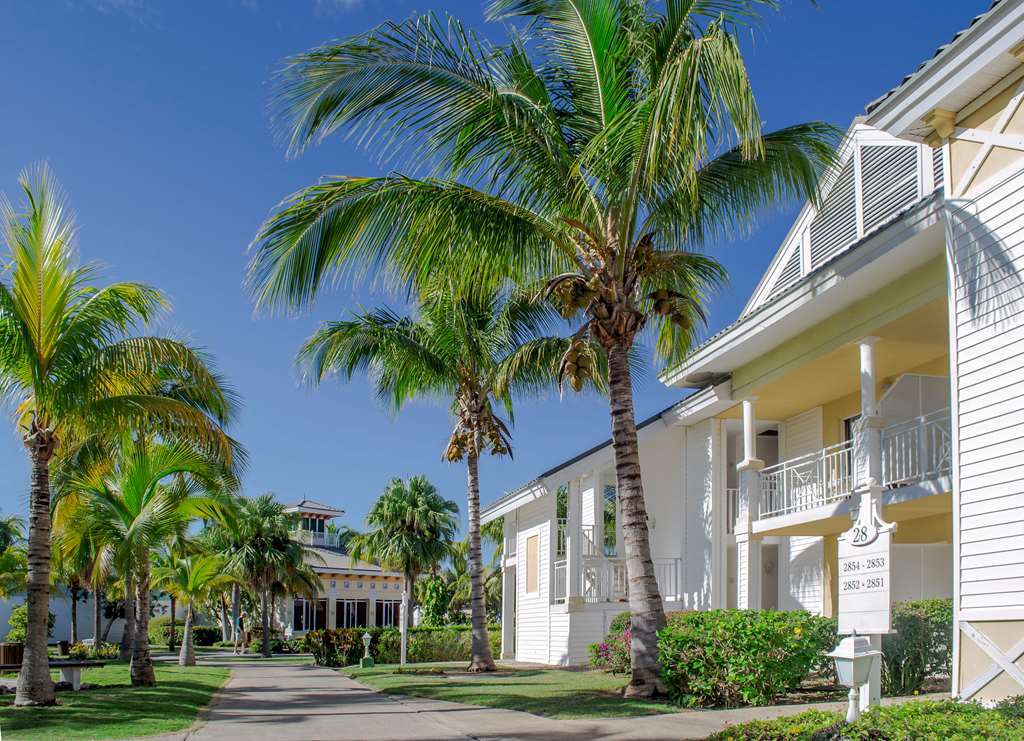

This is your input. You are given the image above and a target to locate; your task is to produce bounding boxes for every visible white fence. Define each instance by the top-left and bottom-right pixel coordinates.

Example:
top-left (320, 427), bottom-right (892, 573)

top-left (291, 530), bottom-right (342, 548)
top-left (760, 440), bottom-right (854, 518)
top-left (881, 408), bottom-right (952, 487)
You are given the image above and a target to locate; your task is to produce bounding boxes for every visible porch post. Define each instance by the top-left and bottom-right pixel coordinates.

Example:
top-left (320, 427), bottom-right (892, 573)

top-left (736, 398), bottom-right (765, 610)
top-left (858, 337), bottom-right (884, 489)
top-left (500, 515), bottom-right (516, 659)
top-left (566, 478), bottom-right (584, 610)
top-left (857, 337), bottom-right (884, 709)
top-left (367, 591), bottom-right (377, 628)
top-left (590, 469), bottom-right (604, 555)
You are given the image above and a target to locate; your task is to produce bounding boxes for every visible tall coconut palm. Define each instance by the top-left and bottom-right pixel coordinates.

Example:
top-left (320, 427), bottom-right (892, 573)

top-left (249, 1), bottom-right (837, 694)
top-left (53, 435), bottom-right (238, 686)
top-left (350, 477), bottom-right (458, 636)
top-left (229, 494), bottom-right (321, 658)
top-left (152, 552), bottom-right (235, 666)
top-left (0, 165), bottom-right (240, 706)
top-left (304, 286), bottom-right (569, 670)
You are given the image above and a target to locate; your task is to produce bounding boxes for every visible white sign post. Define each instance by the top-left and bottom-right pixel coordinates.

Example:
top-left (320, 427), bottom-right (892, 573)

top-left (836, 488), bottom-right (895, 710)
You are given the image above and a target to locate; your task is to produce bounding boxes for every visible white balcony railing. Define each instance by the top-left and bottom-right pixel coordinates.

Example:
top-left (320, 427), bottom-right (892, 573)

top-left (725, 488), bottom-right (740, 534)
top-left (556, 518), bottom-right (567, 558)
top-left (291, 530), bottom-right (342, 548)
top-left (654, 557), bottom-right (682, 601)
top-left (760, 440), bottom-right (855, 518)
top-left (582, 558), bottom-right (627, 603)
top-left (882, 408), bottom-right (952, 487)
top-left (553, 559), bottom-right (567, 603)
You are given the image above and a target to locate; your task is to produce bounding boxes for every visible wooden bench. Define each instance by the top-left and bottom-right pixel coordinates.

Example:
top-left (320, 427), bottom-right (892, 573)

top-left (0, 660), bottom-right (108, 691)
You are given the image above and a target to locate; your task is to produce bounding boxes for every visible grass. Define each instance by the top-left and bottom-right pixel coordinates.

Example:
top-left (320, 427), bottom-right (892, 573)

top-left (344, 662), bottom-right (678, 720)
top-left (0, 660), bottom-right (228, 740)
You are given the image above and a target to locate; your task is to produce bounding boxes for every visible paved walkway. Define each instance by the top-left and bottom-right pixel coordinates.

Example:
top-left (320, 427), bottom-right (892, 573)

top-left (166, 657), bottom-right (935, 741)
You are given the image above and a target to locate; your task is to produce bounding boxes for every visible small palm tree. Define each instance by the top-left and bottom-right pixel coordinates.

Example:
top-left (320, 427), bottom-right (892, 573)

top-left (250, 1), bottom-right (837, 694)
top-left (229, 494), bottom-right (321, 658)
top-left (53, 436), bottom-right (238, 685)
top-left (350, 476), bottom-right (458, 643)
top-left (303, 284), bottom-right (572, 671)
top-left (153, 552), bottom-right (235, 666)
top-left (0, 164), bottom-right (240, 705)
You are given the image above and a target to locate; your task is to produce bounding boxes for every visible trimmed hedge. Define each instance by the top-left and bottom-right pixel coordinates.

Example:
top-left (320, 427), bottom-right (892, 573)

top-left (305, 625), bottom-right (501, 667)
top-left (148, 616), bottom-right (221, 647)
top-left (707, 699), bottom-right (1024, 739)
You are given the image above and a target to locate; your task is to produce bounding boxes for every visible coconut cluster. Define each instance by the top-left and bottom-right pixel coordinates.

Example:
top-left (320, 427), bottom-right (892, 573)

top-left (560, 340), bottom-right (595, 392)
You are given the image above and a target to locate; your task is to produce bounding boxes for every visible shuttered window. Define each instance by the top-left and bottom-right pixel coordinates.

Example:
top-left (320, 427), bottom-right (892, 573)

top-left (767, 245), bottom-right (803, 299)
top-left (932, 146), bottom-right (944, 190)
top-left (526, 535), bottom-right (539, 594)
top-left (808, 159), bottom-right (857, 268)
top-left (861, 145), bottom-right (919, 232)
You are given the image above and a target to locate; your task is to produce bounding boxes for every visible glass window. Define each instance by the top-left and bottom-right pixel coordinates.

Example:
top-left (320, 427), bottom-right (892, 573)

top-left (336, 599), bottom-right (368, 628)
top-left (293, 598), bottom-right (306, 631)
top-left (313, 598), bottom-right (327, 629)
top-left (603, 484), bottom-right (617, 556)
top-left (375, 599), bottom-right (402, 628)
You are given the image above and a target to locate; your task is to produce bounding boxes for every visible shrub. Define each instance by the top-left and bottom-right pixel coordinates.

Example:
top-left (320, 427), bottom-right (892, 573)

top-left (68, 641), bottom-right (119, 660)
top-left (657, 609), bottom-right (837, 707)
top-left (996, 694), bottom-right (1024, 720)
top-left (305, 625), bottom-right (501, 667)
top-left (881, 598), bottom-right (953, 696)
top-left (708, 700), bottom-right (1024, 740)
top-left (7, 603), bottom-right (55, 643)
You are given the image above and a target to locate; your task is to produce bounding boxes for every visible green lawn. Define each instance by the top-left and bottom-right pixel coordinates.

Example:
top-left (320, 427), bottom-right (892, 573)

top-left (344, 662), bottom-right (677, 719)
top-left (0, 661), bottom-right (228, 740)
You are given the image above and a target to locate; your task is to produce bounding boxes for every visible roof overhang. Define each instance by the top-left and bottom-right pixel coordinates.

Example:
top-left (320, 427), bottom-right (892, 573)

top-left (866, 1), bottom-right (1024, 140)
top-left (285, 501), bottom-right (345, 518)
top-left (480, 380), bottom-right (734, 524)
top-left (660, 195), bottom-right (946, 387)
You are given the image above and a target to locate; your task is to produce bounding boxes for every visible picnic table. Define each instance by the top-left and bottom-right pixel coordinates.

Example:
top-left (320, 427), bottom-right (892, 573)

top-left (0, 659), bottom-right (107, 691)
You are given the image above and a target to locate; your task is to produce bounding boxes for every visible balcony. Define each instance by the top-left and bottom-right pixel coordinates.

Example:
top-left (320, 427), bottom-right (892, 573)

top-left (552, 556), bottom-right (682, 605)
top-left (756, 408), bottom-right (951, 522)
top-left (291, 529), bottom-right (342, 548)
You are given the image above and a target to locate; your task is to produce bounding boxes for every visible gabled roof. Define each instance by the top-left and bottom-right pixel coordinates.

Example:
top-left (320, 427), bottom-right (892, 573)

top-left (285, 498), bottom-right (344, 518)
top-left (305, 547), bottom-right (403, 577)
top-left (741, 121), bottom-right (940, 319)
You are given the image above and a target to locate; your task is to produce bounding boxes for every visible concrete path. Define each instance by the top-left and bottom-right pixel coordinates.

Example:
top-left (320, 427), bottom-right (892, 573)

top-left (171, 658), bottom-right (936, 741)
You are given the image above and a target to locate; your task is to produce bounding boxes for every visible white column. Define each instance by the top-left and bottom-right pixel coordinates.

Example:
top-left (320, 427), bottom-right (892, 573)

top-left (566, 479), bottom-right (583, 610)
top-left (500, 515), bottom-right (516, 659)
top-left (858, 337), bottom-right (883, 489)
top-left (736, 398), bottom-right (765, 610)
top-left (589, 470), bottom-right (603, 554)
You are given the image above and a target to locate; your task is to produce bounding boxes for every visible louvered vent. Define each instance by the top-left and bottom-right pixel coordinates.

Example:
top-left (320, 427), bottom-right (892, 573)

top-left (808, 159), bottom-right (857, 268)
top-left (932, 146), bottom-right (944, 190)
top-left (767, 246), bottom-right (802, 299)
top-left (861, 145), bottom-right (919, 233)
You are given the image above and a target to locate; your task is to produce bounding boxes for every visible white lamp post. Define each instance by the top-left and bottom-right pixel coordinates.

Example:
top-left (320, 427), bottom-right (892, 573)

top-left (827, 632), bottom-right (882, 722)
top-left (360, 631), bottom-right (374, 668)
top-left (400, 588), bottom-right (409, 666)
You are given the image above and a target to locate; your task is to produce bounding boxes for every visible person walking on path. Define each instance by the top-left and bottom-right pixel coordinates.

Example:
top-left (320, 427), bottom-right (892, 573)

top-left (233, 610), bottom-right (248, 655)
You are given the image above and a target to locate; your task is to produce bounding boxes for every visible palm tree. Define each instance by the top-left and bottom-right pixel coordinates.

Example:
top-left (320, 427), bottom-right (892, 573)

top-left (302, 284), bottom-right (571, 671)
top-left (229, 494), bottom-right (321, 658)
top-left (0, 516), bottom-right (26, 599)
top-left (53, 435), bottom-right (238, 686)
top-left (152, 552), bottom-right (235, 666)
top-left (249, 1), bottom-right (837, 694)
top-left (350, 476), bottom-right (458, 645)
top-left (0, 164), bottom-right (241, 706)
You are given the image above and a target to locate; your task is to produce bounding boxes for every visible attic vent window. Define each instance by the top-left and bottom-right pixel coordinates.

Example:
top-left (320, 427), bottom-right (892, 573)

top-left (808, 159), bottom-right (857, 269)
top-left (860, 145), bottom-right (919, 232)
top-left (767, 245), bottom-right (802, 299)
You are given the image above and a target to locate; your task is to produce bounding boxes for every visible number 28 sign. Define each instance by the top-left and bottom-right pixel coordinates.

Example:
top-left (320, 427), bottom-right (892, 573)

top-left (838, 499), bottom-right (895, 635)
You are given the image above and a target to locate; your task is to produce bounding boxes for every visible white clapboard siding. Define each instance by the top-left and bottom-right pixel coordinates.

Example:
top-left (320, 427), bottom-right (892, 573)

top-left (948, 166), bottom-right (1024, 614)
top-left (781, 408), bottom-right (825, 614)
top-left (514, 496), bottom-right (553, 663)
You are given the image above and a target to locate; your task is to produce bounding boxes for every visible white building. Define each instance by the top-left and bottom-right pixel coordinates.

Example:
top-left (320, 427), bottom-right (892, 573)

top-left (482, 0), bottom-right (1024, 704)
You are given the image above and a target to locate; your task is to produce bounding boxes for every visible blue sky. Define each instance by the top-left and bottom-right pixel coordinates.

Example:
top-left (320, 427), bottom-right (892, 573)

top-left (0, 0), bottom-right (988, 535)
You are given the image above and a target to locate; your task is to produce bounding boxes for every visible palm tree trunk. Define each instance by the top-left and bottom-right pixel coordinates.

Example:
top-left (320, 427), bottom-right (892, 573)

top-left (120, 580), bottom-right (135, 662)
top-left (15, 438), bottom-right (57, 707)
top-left (169, 595), bottom-right (177, 652)
top-left (220, 594), bottom-right (229, 642)
top-left (260, 587), bottom-right (271, 657)
top-left (179, 604), bottom-right (196, 666)
top-left (466, 450), bottom-right (495, 672)
top-left (70, 586), bottom-right (80, 645)
top-left (607, 342), bottom-right (666, 697)
top-left (230, 583), bottom-right (240, 642)
top-left (131, 560), bottom-right (156, 686)
top-left (94, 589), bottom-right (103, 648)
